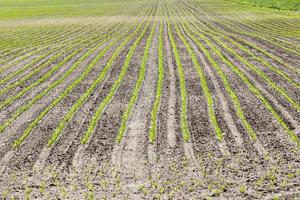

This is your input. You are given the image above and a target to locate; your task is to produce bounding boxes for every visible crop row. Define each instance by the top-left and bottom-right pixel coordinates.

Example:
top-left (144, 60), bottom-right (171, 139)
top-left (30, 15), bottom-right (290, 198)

top-left (174, 1), bottom-right (300, 146)
top-left (0, 23), bottom-right (126, 111)
top-left (0, 25), bottom-right (83, 51)
top-left (167, 4), bottom-right (223, 141)
top-left (168, 2), bottom-right (256, 142)
top-left (0, 17), bottom-right (130, 137)
top-left (177, 1), bottom-right (300, 108)
top-left (0, 4), bottom-right (144, 69)
top-left (244, 21), bottom-right (300, 43)
top-left (116, 15), bottom-right (157, 144)
top-left (233, 20), bottom-right (299, 49)
top-left (244, 18), bottom-right (300, 37)
top-left (0, 48), bottom-right (60, 86)
top-left (215, 18), bottom-right (300, 57)
top-left (179, 5), bottom-right (300, 77)
top-left (0, 17), bottom-right (126, 74)
top-left (199, 1), bottom-right (300, 40)
top-left (81, 8), bottom-right (156, 145)
top-left (2, 0), bottom-right (299, 153)
top-left (15, 3), bottom-right (155, 148)
top-left (1, 25), bottom-right (99, 86)
top-left (0, 0), bottom-right (150, 102)
top-left (0, 22), bottom-right (126, 101)
top-left (0, 26), bottom-right (89, 68)
top-left (149, 16), bottom-right (164, 143)
top-left (166, 5), bottom-right (190, 142)
top-left (0, 2), bottom-right (139, 52)
top-left (179, 1), bottom-right (300, 58)
top-left (0, 25), bottom-right (91, 67)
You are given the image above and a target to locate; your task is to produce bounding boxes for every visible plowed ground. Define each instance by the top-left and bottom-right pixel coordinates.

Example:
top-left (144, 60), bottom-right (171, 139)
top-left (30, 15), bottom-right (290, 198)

top-left (0, 0), bottom-right (300, 199)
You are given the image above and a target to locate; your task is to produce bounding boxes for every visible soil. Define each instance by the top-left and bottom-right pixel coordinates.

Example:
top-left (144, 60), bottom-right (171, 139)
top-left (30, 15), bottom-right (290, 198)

top-left (0, 0), bottom-right (299, 199)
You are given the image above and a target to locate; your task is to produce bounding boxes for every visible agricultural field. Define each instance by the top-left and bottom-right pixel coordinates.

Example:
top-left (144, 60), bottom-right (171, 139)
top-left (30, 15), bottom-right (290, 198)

top-left (0, 0), bottom-right (300, 199)
top-left (228, 0), bottom-right (300, 11)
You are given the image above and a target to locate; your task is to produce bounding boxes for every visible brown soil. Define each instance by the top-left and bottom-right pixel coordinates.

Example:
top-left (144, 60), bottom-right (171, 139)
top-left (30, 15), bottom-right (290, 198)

top-left (0, 0), bottom-right (300, 199)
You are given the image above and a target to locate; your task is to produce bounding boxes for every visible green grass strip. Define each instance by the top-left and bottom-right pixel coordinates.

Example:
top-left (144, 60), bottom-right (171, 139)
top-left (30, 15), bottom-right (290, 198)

top-left (48, 17), bottom-right (152, 146)
top-left (166, 13), bottom-right (190, 142)
top-left (116, 21), bottom-right (157, 144)
top-left (149, 19), bottom-right (164, 143)
top-left (168, 4), bottom-right (223, 141)
top-left (80, 18), bottom-right (152, 145)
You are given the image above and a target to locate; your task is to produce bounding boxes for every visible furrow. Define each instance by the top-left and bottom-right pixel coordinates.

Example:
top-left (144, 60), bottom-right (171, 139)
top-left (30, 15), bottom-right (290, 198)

top-left (168, 3), bottom-right (231, 156)
top-left (176, 1), bottom-right (300, 81)
top-left (13, 22), bottom-right (141, 148)
top-left (0, 22), bottom-right (125, 111)
top-left (112, 17), bottom-right (159, 198)
top-left (149, 18), bottom-right (164, 143)
top-left (183, 14), bottom-right (300, 146)
top-left (0, 25), bottom-right (124, 136)
top-left (166, 10), bottom-right (190, 142)
top-left (0, 48), bottom-right (60, 87)
top-left (80, 16), bottom-right (152, 146)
